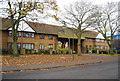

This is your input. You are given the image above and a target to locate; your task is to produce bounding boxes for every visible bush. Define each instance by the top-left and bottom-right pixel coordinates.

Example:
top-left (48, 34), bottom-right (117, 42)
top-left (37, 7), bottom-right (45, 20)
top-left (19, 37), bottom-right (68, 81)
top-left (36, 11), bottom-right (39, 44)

top-left (25, 49), bottom-right (33, 54)
top-left (58, 48), bottom-right (68, 54)
top-left (1, 49), bottom-right (13, 55)
top-left (38, 50), bottom-right (44, 54)
top-left (44, 50), bottom-right (50, 54)
top-left (99, 51), bottom-right (108, 54)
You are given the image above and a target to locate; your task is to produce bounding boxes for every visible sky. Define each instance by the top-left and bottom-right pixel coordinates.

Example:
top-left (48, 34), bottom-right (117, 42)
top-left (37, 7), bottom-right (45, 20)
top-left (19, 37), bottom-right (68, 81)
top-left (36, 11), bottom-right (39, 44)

top-left (0, 0), bottom-right (119, 38)
top-left (57, 0), bottom-right (119, 6)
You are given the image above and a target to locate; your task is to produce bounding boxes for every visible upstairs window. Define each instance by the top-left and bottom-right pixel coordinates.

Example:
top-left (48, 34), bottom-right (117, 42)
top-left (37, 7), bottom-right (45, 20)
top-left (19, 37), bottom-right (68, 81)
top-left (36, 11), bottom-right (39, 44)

top-left (85, 38), bottom-right (88, 41)
top-left (8, 31), bottom-right (12, 36)
top-left (8, 31), bottom-right (22, 37)
top-left (23, 32), bottom-right (34, 37)
top-left (101, 40), bottom-right (104, 42)
top-left (89, 39), bottom-right (93, 41)
top-left (17, 32), bottom-right (22, 37)
top-left (95, 39), bottom-right (100, 42)
top-left (40, 34), bottom-right (45, 39)
top-left (48, 35), bottom-right (53, 39)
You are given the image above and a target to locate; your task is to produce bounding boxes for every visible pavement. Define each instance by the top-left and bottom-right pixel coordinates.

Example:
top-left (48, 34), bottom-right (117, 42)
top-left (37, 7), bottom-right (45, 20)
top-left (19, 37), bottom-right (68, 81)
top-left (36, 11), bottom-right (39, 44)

top-left (1, 54), bottom-right (103, 72)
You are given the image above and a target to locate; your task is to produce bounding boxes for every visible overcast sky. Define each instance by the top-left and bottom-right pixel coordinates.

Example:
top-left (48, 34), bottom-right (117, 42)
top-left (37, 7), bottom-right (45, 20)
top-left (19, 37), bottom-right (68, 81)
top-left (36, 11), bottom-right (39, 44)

top-left (57, 0), bottom-right (119, 6)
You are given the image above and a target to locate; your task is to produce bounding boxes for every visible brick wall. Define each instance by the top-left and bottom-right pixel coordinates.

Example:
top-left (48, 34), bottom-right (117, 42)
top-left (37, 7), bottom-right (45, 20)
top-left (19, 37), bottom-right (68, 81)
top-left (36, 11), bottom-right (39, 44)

top-left (1, 30), bottom-right (8, 49)
top-left (3, 31), bottom-right (58, 51)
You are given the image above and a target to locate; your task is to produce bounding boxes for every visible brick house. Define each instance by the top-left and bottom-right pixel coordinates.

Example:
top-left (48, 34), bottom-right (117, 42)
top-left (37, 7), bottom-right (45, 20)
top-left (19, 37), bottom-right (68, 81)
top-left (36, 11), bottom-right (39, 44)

top-left (0, 18), bottom-right (109, 54)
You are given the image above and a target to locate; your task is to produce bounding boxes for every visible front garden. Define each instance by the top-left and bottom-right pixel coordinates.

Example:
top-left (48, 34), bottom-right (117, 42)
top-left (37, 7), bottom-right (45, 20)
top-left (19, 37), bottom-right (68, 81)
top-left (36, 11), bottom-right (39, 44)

top-left (1, 54), bottom-right (96, 67)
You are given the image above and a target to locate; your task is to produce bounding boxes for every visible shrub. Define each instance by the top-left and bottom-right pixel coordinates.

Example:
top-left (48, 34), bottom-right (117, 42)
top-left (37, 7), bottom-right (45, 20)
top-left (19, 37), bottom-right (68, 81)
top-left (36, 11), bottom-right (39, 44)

top-left (1, 49), bottom-right (13, 55)
top-left (44, 50), bottom-right (50, 54)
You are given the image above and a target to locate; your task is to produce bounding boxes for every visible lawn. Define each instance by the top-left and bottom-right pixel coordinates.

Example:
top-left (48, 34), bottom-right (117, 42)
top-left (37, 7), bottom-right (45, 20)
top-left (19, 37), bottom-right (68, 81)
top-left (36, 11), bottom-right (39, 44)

top-left (1, 54), bottom-right (96, 67)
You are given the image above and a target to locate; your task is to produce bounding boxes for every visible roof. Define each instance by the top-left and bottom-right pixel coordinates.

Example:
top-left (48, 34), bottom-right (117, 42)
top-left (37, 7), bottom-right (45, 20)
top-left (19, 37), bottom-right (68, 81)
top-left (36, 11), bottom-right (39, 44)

top-left (82, 30), bottom-right (99, 38)
top-left (0, 17), bottom-right (99, 39)
top-left (0, 17), bottom-right (12, 30)
top-left (26, 21), bottom-right (62, 35)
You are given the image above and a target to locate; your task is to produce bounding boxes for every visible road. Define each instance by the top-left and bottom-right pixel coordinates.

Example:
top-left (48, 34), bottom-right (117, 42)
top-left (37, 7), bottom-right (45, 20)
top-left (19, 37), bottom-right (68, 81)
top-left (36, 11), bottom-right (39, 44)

top-left (2, 57), bottom-right (119, 79)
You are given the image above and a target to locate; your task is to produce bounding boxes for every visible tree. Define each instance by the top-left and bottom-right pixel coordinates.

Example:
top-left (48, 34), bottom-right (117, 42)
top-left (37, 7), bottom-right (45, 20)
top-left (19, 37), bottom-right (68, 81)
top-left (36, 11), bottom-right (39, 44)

top-left (4, 0), bottom-right (58, 56)
top-left (60, 1), bottom-right (97, 55)
top-left (93, 2), bottom-right (119, 54)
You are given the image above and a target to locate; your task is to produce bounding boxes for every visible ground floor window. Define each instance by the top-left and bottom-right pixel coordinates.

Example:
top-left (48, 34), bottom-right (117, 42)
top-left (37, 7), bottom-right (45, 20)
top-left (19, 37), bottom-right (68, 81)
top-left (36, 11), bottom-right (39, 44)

top-left (39, 44), bottom-right (44, 50)
top-left (8, 43), bottom-right (21, 49)
top-left (96, 46), bottom-right (100, 49)
top-left (101, 46), bottom-right (105, 49)
top-left (96, 46), bottom-right (105, 49)
top-left (22, 43), bottom-right (34, 49)
top-left (48, 44), bottom-right (53, 49)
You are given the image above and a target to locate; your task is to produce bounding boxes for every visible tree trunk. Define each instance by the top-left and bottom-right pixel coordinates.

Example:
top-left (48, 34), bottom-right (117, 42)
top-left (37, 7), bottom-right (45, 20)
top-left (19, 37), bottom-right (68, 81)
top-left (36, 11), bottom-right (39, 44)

top-left (77, 38), bottom-right (82, 55)
top-left (105, 37), bottom-right (114, 55)
top-left (12, 29), bottom-right (19, 56)
top-left (110, 36), bottom-right (114, 55)
top-left (12, 36), bottom-right (18, 56)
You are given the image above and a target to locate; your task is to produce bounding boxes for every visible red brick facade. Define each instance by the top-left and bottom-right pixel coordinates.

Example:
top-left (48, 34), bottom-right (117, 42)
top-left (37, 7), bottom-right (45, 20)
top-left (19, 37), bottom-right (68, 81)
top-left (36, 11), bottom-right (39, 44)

top-left (0, 18), bottom-right (109, 54)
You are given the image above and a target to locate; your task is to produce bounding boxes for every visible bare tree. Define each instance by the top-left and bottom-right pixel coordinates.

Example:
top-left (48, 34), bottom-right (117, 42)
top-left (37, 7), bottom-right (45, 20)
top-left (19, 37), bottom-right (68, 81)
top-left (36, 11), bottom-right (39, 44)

top-left (3, 0), bottom-right (58, 56)
top-left (60, 1), bottom-right (97, 55)
top-left (93, 2), bottom-right (119, 54)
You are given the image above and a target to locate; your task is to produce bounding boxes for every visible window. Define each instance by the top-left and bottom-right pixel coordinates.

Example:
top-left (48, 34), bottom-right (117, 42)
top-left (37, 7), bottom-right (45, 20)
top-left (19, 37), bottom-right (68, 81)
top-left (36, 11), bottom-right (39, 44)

top-left (17, 32), bottom-right (22, 37)
top-left (96, 46), bottom-right (100, 49)
top-left (8, 43), bottom-right (12, 49)
top-left (95, 39), bottom-right (100, 42)
top-left (86, 45), bottom-right (88, 49)
top-left (101, 40), bottom-right (104, 42)
top-left (8, 31), bottom-right (21, 37)
top-left (48, 44), bottom-right (53, 49)
top-left (8, 31), bottom-right (12, 36)
top-left (40, 34), bottom-right (45, 39)
top-left (23, 32), bottom-right (34, 37)
top-left (8, 43), bottom-right (21, 49)
top-left (17, 43), bottom-right (21, 49)
top-left (22, 43), bottom-right (34, 49)
top-left (39, 44), bottom-right (44, 50)
top-left (105, 46), bottom-right (108, 49)
top-left (101, 46), bottom-right (105, 49)
top-left (89, 39), bottom-right (93, 41)
top-left (48, 35), bottom-right (53, 39)
top-left (85, 38), bottom-right (88, 41)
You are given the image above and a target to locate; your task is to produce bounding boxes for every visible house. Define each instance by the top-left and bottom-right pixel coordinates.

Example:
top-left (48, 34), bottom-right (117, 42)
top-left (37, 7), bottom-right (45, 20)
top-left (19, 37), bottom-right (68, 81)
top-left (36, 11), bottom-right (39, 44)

top-left (0, 17), bottom-right (109, 54)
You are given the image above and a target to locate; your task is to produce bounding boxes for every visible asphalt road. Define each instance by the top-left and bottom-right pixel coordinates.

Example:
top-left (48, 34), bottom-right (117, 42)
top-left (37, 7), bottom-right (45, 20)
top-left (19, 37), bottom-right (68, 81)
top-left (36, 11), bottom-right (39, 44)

top-left (2, 59), bottom-right (119, 79)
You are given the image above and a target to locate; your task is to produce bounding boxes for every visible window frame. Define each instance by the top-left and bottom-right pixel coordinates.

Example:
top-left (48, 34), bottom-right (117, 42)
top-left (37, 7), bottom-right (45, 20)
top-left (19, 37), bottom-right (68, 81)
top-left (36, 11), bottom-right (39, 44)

top-left (40, 34), bottom-right (45, 39)
top-left (48, 44), bottom-right (53, 49)
top-left (22, 43), bottom-right (34, 49)
top-left (48, 35), bottom-right (53, 39)
top-left (8, 31), bottom-right (22, 37)
top-left (39, 44), bottom-right (44, 50)
top-left (23, 32), bottom-right (34, 37)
